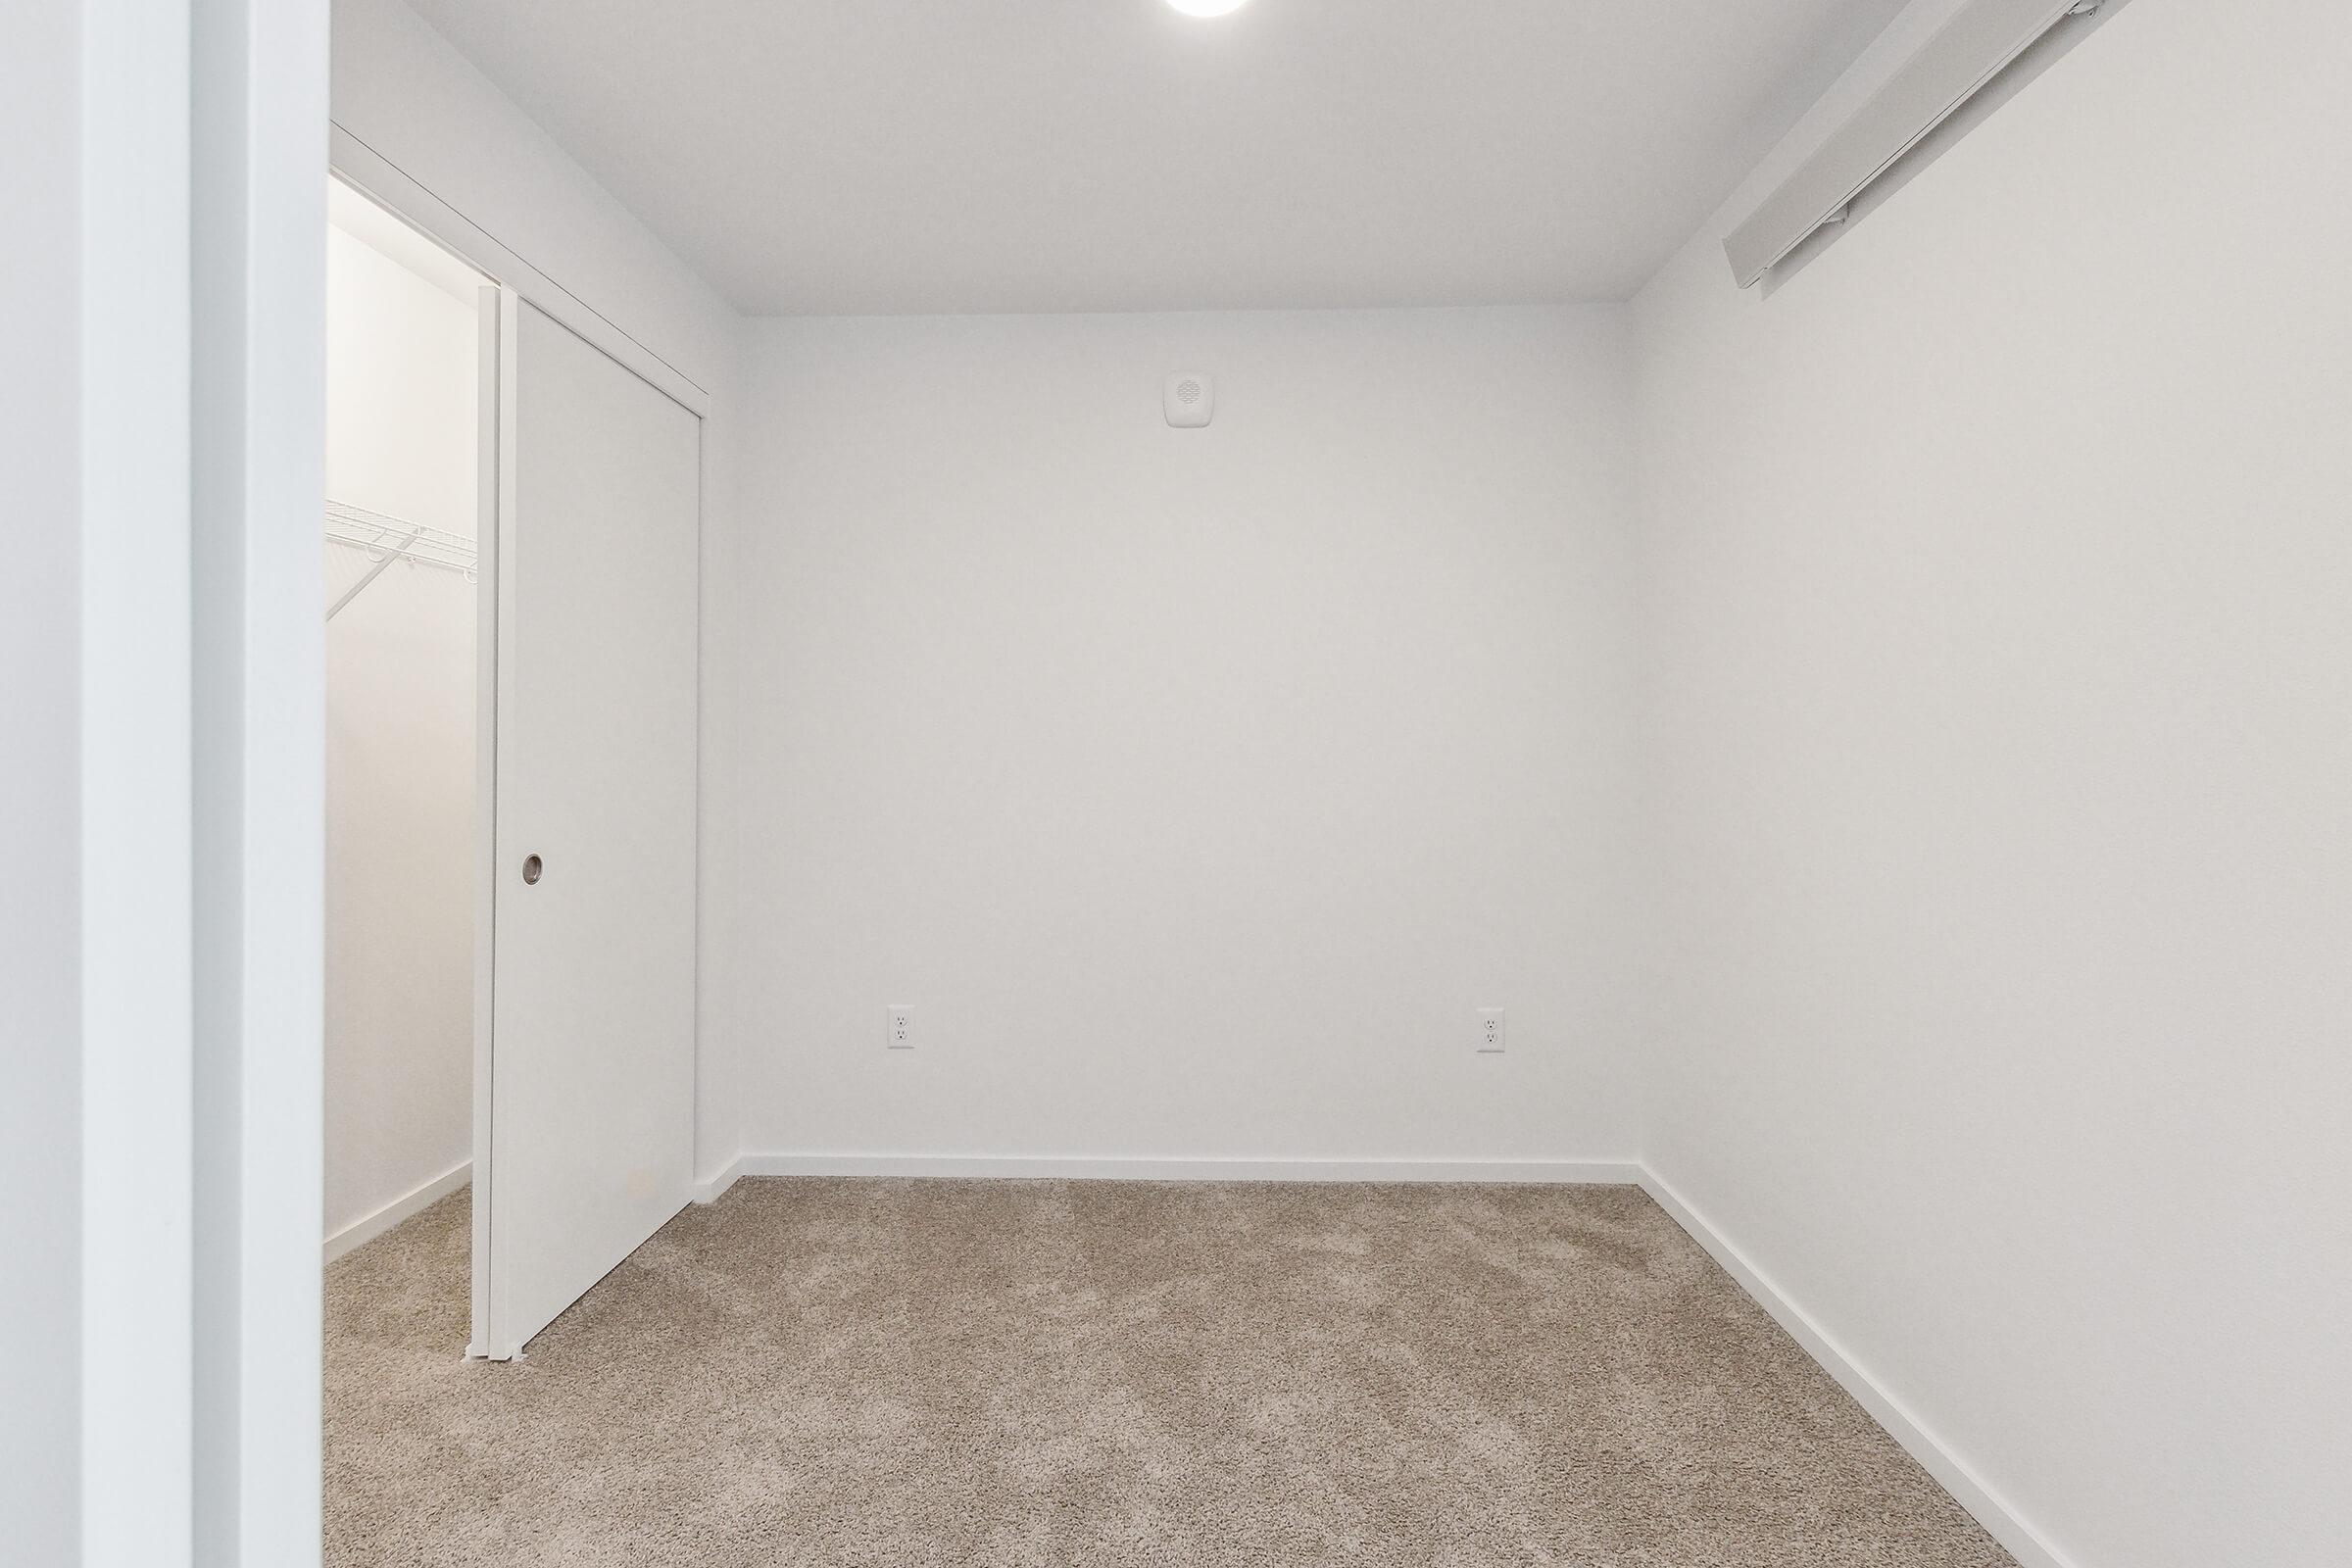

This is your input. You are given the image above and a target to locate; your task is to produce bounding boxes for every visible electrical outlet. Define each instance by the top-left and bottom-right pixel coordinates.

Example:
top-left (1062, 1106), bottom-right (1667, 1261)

top-left (886, 1004), bottom-right (915, 1051)
top-left (1475, 1007), bottom-right (1505, 1054)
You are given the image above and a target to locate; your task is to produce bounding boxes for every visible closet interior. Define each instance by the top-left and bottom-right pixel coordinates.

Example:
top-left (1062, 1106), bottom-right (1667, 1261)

top-left (320, 178), bottom-right (486, 1267)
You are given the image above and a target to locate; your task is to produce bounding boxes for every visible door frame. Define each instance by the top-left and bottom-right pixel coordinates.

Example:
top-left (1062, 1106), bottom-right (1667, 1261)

top-left (326, 129), bottom-right (709, 1359)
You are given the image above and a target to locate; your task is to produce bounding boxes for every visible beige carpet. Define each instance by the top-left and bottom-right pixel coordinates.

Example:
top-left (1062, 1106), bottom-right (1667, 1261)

top-left (325, 1179), bottom-right (2015, 1567)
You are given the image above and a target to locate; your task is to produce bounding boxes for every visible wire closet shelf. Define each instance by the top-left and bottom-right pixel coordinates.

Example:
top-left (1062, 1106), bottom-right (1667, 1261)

top-left (326, 500), bottom-right (478, 577)
top-left (324, 500), bottom-right (478, 621)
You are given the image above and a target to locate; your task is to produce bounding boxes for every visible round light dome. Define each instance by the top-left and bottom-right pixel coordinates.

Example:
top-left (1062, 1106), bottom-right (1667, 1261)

top-left (1165, 0), bottom-right (1251, 17)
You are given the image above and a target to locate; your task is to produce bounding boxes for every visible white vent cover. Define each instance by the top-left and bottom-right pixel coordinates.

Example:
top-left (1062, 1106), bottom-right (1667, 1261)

top-left (1723, 0), bottom-right (2103, 287)
top-left (1163, 371), bottom-right (1214, 428)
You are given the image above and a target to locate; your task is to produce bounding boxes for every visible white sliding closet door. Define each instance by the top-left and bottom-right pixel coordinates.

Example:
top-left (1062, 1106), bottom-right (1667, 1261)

top-left (474, 293), bottom-right (700, 1358)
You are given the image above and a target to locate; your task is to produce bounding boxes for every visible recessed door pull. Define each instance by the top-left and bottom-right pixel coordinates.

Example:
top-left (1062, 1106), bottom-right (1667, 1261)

top-left (521, 855), bottom-right (543, 885)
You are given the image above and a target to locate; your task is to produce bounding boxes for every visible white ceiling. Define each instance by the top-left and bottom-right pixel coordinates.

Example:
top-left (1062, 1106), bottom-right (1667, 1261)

top-left (401, 0), bottom-right (1907, 317)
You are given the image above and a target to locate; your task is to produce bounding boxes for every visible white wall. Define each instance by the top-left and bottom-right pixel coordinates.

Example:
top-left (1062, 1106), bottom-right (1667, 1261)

top-left (736, 306), bottom-right (1642, 1164)
top-left (332, 0), bottom-right (747, 1187)
top-left (322, 221), bottom-right (479, 1243)
top-left (325, 223), bottom-right (479, 529)
top-left (1630, 3), bottom-right (2352, 1565)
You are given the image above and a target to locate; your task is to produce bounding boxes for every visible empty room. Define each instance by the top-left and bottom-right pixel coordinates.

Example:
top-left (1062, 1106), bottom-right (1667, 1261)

top-left (7, 1), bottom-right (2346, 1567)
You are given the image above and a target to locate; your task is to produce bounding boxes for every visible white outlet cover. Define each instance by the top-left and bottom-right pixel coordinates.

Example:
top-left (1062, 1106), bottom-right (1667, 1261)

top-left (1163, 371), bottom-right (1214, 428)
top-left (886, 1004), bottom-right (914, 1050)
top-left (1475, 1007), bottom-right (1505, 1054)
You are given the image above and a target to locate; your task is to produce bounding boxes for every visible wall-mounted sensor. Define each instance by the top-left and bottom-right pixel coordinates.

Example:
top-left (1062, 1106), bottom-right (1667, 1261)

top-left (1163, 371), bottom-right (1214, 428)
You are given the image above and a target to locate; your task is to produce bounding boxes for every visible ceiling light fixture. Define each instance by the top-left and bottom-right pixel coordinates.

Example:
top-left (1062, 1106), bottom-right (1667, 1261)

top-left (1165, 0), bottom-right (1250, 17)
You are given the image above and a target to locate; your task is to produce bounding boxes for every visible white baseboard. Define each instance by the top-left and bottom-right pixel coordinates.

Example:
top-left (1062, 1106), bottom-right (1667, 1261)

top-left (735, 1153), bottom-right (1643, 1185)
top-left (692, 1157), bottom-right (743, 1205)
top-left (1636, 1168), bottom-right (2078, 1568)
top-left (323, 1158), bottom-right (470, 1263)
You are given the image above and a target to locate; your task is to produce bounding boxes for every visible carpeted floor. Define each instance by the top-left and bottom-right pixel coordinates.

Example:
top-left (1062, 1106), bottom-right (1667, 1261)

top-left (325, 1179), bottom-right (2015, 1567)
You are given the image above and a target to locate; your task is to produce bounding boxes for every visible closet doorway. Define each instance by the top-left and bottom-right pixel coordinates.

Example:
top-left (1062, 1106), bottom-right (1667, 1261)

top-left (319, 160), bottom-right (705, 1364)
top-left (321, 177), bottom-right (486, 1273)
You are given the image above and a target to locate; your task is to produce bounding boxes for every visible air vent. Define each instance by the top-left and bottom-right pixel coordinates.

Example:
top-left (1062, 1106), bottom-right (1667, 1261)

top-left (1723, 0), bottom-right (2112, 288)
